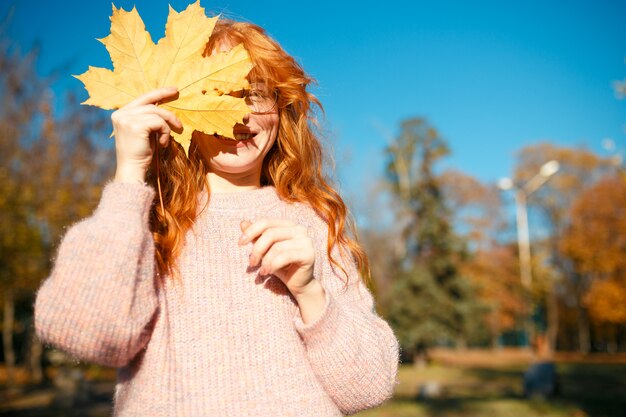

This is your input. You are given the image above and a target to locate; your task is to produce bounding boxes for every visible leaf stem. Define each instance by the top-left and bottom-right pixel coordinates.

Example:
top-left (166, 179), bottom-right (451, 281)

top-left (153, 132), bottom-right (166, 218)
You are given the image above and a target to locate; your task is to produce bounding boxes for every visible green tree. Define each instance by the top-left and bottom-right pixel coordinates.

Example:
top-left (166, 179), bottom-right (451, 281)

top-left (383, 117), bottom-right (484, 362)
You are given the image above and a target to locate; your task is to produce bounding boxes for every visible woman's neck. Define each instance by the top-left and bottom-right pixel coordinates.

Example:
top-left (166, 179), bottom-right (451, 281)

top-left (206, 171), bottom-right (261, 192)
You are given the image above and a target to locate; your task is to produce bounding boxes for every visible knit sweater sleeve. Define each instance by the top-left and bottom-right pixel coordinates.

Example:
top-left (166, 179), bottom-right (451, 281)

top-left (34, 182), bottom-right (159, 368)
top-left (291, 206), bottom-right (400, 415)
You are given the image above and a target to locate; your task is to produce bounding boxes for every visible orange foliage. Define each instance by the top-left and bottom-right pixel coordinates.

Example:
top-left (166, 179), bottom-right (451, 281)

top-left (560, 177), bottom-right (626, 276)
top-left (561, 176), bottom-right (626, 325)
top-left (584, 279), bottom-right (626, 324)
top-left (461, 245), bottom-right (524, 333)
top-left (515, 144), bottom-right (612, 192)
top-left (515, 144), bottom-right (614, 227)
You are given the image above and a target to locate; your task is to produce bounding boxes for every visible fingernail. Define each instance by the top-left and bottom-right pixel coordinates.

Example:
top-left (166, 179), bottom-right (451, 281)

top-left (239, 234), bottom-right (248, 245)
top-left (166, 86), bottom-right (177, 91)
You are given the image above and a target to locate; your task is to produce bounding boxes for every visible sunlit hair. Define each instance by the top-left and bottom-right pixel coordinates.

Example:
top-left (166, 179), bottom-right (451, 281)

top-left (147, 19), bottom-right (369, 287)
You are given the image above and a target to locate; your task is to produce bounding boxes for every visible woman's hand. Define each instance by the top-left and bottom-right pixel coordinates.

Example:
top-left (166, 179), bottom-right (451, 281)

top-left (111, 87), bottom-right (182, 184)
top-left (239, 218), bottom-right (318, 298)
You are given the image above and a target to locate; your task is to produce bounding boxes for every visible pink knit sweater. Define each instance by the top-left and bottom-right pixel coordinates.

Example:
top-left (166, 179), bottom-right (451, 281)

top-left (34, 182), bottom-right (399, 416)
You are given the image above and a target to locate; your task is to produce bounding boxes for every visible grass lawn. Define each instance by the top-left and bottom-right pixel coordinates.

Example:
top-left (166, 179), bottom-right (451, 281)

top-left (356, 351), bottom-right (626, 417)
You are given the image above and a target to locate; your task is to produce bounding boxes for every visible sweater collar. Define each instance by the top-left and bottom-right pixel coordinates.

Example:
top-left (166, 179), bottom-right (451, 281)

top-left (198, 186), bottom-right (281, 212)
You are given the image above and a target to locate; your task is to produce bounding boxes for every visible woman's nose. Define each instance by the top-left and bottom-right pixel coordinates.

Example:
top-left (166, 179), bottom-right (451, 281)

top-left (242, 112), bottom-right (250, 124)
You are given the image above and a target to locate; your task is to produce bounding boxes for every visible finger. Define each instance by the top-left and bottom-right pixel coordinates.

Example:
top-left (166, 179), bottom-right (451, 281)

top-left (158, 131), bottom-right (170, 147)
top-left (127, 104), bottom-right (182, 130)
top-left (127, 87), bottom-right (179, 108)
top-left (258, 240), bottom-right (295, 274)
top-left (239, 218), bottom-right (297, 245)
top-left (142, 114), bottom-right (171, 135)
top-left (157, 122), bottom-right (171, 146)
top-left (248, 227), bottom-right (303, 266)
top-left (140, 115), bottom-right (171, 145)
top-left (120, 106), bottom-right (182, 135)
top-left (260, 245), bottom-right (313, 276)
top-left (240, 220), bottom-right (252, 233)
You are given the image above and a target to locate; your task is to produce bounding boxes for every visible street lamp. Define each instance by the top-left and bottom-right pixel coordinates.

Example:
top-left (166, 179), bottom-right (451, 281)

top-left (498, 160), bottom-right (560, 289)
top-left (499, 160), bottom-right (559, 349)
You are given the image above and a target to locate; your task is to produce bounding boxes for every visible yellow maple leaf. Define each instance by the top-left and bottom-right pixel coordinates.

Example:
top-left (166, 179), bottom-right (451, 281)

top-left (75, 1), bottom-right (253, 155)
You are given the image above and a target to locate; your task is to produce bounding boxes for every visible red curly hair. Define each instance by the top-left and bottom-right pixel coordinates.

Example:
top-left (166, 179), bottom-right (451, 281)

top-left (147, 19), bottom-right (369, 287)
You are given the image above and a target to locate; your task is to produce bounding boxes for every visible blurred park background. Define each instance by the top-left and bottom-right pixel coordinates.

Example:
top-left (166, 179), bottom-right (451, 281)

top-left (1, 0), bottom-right (626, 416)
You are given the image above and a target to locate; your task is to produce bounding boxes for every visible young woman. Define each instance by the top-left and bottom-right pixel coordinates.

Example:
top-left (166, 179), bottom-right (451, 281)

top-left (35, 19), bottom-right (399, 417)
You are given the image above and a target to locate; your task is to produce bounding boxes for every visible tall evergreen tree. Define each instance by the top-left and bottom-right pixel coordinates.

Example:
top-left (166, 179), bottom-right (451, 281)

top-left (384, 117), bottom-right (483, 361)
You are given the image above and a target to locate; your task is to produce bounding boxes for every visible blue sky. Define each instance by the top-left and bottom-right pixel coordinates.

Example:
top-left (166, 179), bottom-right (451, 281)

top-left (3, 0), bottom-right (626, 223)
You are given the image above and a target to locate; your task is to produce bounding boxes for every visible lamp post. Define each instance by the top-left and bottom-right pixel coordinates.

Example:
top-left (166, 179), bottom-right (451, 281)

top-left (498, 160), bottom-right (560, 346)
top-left (498, 160), bottom-right (560, 289)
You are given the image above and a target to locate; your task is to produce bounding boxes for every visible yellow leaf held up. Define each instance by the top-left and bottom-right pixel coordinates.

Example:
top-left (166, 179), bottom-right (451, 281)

top-left (75, 1), bottom-right (253, 155)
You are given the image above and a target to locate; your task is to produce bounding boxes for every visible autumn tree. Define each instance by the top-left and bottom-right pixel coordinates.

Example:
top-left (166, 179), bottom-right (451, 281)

top-left (383, 117), bottom-right (484, 361)
top-left (460, 245), bottom-right (523, 348)
top-left (0, 29), bottom-right (114, 386)
top-left (0, 27), bottom-right (49, 388)
top-left (560, 176), bottom-right (626, 351)
top-left (514, 143), bottom-right (615, 352)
